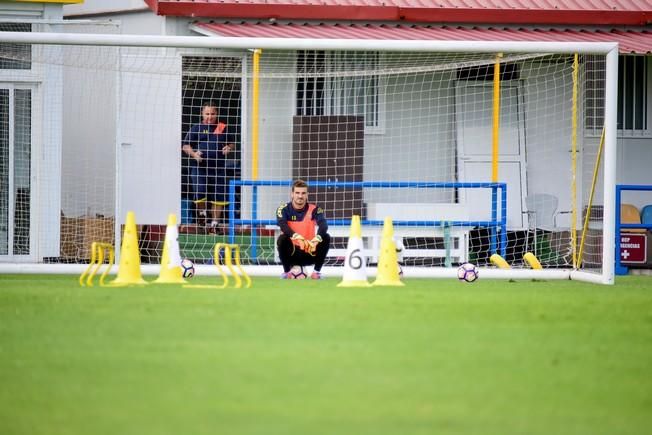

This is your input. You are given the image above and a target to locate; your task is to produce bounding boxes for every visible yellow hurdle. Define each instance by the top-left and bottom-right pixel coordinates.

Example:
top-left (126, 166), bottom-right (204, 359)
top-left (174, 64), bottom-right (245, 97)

top-left (79, 242), bottom-right (115, 287)
top-left (184, 243), bottom-right (251, 289)
top-left (214, 243), bottom-right (252, 288)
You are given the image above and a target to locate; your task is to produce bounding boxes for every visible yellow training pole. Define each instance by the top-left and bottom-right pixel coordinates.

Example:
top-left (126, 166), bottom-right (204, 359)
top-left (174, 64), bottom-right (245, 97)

top-left (232, 245), bottom-right (252, 288)
top-left (492, 53), bottom-right (503, 183)
top-left (79, 242), bottom-right (98, 286)
top-left (571, 54), bottom-right (579, 268)
top-left (213, 243), bottom-right (230, 288)
top-left (98, 244), bottom-right (115, 287)
top-left (252, 49), bottom-right (261, 181)
top-left (86, 244), bottom-right (106, 287)
top-left (578, 127), bottom-right (605, 266)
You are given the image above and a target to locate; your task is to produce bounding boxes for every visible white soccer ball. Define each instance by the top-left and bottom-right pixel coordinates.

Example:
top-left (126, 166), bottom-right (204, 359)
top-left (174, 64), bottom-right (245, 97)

top-left (181, 258), bottom-right (195, 279)
top-left (289, 265), bottom-right (307, 280)
top-left (457, 262), bottom-right (478, 283)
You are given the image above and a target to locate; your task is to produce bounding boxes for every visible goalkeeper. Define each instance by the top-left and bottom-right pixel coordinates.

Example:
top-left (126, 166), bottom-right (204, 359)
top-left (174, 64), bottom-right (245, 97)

top-left (276, 179), bottom-right (331, 280)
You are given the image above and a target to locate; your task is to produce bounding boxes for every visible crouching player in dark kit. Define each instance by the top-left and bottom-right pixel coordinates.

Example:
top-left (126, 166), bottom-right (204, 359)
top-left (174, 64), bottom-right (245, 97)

top-left (276, 179), bottom-right (330, 279)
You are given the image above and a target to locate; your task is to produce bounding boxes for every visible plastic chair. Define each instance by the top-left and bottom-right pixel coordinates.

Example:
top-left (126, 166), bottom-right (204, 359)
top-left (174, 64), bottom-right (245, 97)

top-left (523, 194), bottom-right (571, 259)
top-left (640, 204), bottom-right (652, 226)
top-left (641, 205), bottom-right (652, 267)
top-left (525, 194), bottom-right (558, 230)
top-left (620, 203), bottom-right (645, 233)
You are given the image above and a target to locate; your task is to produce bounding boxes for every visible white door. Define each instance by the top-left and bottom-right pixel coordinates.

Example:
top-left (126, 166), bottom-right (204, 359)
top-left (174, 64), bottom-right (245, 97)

top-left (456, 83), bottom-right (527, 228)
top-left (119, 55), bottom-right (182, 224)
top-left (0, 85), bottom-right (34, 259)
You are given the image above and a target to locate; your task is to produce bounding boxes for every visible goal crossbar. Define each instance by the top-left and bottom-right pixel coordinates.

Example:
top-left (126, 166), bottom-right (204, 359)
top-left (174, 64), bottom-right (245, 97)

top-left (1, 31), bottom-right (618, 54)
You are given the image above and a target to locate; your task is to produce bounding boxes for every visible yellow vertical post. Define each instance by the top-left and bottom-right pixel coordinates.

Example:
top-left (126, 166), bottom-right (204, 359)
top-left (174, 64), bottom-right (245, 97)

top-left (571, 54), bottom-right (579, 268)
top-left (578, 128), bottom-right (605, 266)
top-left (492, 53), bottom-right (503, 182)
top-left (252, 49), bottom-right (261, 181)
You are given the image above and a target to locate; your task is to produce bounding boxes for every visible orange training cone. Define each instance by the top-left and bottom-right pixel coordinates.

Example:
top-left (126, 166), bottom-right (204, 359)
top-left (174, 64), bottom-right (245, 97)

top-left (110, 211), bottom-right (147, 286)
top-left (373, 216), bottom-right (404, 287)
top-left (154, 213), bottom-right (185, 284)
top-left (337, 215), bottom-right (371, 287)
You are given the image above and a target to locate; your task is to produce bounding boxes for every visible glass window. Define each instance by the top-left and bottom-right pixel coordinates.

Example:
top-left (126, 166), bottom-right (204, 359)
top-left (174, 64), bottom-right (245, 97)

top-left (14, 89), bottom-right (31, 254)
top-left (296, 50), bottom-right (325, 116)
top-left (296, 51), bottom-right (382, 130)
top-left (585, 55), bottom-right (650, 136)
top-left (0, 87), bottom-right (31, 256)
top-left (618, 55), bottom-right (649, 133)
top-left (0, 89), bottom-right (8, 255)
top-left (0, 23), bottom-right (32, 70)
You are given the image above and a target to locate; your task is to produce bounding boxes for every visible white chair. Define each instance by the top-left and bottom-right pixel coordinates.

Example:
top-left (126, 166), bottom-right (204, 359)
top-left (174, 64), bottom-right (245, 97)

top-left (526, 194), bottom-right (558, 230)
top-left (523, 194), bottom-right (570, 257)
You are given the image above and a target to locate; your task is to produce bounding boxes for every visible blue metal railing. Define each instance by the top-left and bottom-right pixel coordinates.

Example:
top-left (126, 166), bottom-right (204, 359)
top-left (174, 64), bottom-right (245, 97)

top-left (615, 184), bottom-right (652, 275)
top-left (227, 180), bottom-right (508, 261)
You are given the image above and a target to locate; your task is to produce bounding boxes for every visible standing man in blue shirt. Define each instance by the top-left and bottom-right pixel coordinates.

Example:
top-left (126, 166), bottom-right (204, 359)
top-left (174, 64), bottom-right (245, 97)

top-left (182, 101), bottom-right (235, 234)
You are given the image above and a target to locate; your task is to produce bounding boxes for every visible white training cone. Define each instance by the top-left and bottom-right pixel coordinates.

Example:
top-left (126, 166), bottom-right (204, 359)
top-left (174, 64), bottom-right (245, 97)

top-left (337, 215), bottom-right (371, 287)
top-left (154, 213), bottom-right (185, 284)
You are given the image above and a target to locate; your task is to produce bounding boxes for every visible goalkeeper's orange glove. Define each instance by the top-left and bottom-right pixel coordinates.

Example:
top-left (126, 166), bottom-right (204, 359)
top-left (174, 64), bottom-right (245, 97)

top-left (306, 235), bottom-right (322, 255)
top-left (291, 233), bottom-right (309, 251)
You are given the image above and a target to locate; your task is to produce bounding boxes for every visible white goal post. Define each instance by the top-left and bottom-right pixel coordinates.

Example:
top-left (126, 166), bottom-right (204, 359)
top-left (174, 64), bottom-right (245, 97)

top-left (0, 30), bottom-right (618, 284)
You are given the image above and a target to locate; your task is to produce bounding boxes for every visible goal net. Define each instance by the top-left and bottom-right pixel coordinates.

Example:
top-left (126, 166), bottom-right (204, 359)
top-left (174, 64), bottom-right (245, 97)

top-left (0, 29), bottom-right (617, 282)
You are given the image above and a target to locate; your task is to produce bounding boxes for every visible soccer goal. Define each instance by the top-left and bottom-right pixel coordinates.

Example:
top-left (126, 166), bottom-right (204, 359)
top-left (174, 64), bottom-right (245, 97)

top-left (0, 29), bottom-right (618, 284)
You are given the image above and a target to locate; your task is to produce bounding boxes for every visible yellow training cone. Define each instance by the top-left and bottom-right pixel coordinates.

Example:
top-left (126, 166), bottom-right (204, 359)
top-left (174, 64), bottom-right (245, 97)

top-left (373, 217), bottom-right (404, 287)
top-left (110, 211), bottom-right (147, 286)
top-left (338, 215), bottom-right (371, 287)
top-left (381, 215), bottom-right (395, 239)
top-left (154, 213), bottom-right (186, 284)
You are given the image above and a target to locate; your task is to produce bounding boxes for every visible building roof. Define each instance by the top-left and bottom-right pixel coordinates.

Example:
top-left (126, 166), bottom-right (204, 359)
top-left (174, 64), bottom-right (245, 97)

top-left (193, 21), bottom-right (652, 54)
top-left (145, 0), bottom-right (652, 25)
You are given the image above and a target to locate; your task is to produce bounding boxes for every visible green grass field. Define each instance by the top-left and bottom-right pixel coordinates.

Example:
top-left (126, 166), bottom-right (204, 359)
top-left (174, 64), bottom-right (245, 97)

top-left (1, 274), bottom-right (651, 435)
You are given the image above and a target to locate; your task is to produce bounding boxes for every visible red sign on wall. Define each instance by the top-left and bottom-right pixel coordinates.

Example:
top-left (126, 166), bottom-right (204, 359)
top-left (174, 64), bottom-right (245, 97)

top-left (620, 233), bottom-right (647, 264)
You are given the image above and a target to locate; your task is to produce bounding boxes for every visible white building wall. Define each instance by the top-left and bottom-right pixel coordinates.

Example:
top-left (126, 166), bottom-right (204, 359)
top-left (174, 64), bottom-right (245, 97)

top-left (111, 10), bottom-right (164, 35)
top-left (0, 1), bottom-right (46, 18)
top-left (64, 1), bottom-right (164, 35)
top-left (240, 54), bottom-right (460, 220)
top-left (242, 51), bottom-right (295, 221)
top-left (58, 6), bottom-right (652, 227)
top-left (364, 69), bottom-right (457, 204)
top-left (61, 44), bottom-right (118, 218)
top-left (0, 3), bottom-right (66, 260)
top-left (618, 137), bottom-right (652, 209)
top-left (522, 62), bottom-right (576, 226)
top-left (63, 0), bottom-right (147, 17)
top-left (40, 48), bottom-right (64, 258)
top-left (240, 52), bottom-right (588, 225)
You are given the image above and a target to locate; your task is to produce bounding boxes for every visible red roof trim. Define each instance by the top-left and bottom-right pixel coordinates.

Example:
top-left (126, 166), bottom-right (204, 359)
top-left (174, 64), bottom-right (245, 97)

top-left (194, 22), bottom-right (652, 54)
top-left (144, 0), bottom-right (158, 15)
top-left (153, 3), bottom-right (652, 26)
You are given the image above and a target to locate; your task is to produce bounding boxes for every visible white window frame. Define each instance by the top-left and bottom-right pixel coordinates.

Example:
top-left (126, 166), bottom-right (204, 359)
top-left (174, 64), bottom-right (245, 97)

top-left (618, 55), bottom-right (651, 138)
top-left (296, 50), bottom-right (385, 134)
top-left (584, 54), bottom-right (652, 138)
top-left (325, 51), bottom-right (385, 134)
top-left (0, 83), bottom-right (36, 259)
